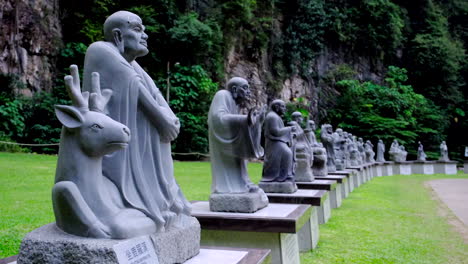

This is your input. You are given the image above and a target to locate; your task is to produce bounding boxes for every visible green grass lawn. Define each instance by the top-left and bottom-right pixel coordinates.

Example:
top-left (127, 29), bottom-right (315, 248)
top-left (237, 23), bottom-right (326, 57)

top-left (1, 152), bottom-right (468, 263)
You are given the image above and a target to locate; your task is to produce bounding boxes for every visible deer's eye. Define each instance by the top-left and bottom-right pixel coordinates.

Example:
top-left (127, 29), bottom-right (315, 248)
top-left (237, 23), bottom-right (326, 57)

top-left (91, 124), bottom-right (103, 130)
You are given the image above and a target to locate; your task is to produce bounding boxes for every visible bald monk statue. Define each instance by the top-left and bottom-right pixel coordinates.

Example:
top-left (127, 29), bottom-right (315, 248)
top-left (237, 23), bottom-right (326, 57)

top-left (288, 112), bottom-right (314, 182)
top-left (259, 100), bottom-right (297, 193)
top-left (208, 77), bottom-right (268, 212)
top-left (81, 12), bottom-right (200, 262)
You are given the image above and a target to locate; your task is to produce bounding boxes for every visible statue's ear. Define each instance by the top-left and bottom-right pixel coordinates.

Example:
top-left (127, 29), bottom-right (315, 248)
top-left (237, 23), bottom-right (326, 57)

top-left (112, 28), bottom-right (124, 54)
top-left (55, 105), bottom-right (84, 128)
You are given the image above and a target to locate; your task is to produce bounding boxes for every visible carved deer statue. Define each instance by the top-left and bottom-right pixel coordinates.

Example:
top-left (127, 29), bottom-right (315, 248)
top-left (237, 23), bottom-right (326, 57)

top-left (53, 65), bottom-right (156, 238)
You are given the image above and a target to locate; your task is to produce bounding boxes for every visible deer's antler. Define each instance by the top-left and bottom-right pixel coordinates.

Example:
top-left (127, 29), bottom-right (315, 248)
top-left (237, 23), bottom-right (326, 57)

top-left (88, 72), bottom-right (113, 112)
top-left (64, 65), bottom-right (89, 110)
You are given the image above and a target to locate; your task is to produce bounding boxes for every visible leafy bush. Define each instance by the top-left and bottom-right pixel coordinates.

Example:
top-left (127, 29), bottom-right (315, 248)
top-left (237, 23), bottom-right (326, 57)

top-left (326, 66), bottom-right (448, 154)
top-left (159, 64), bottom-right (218, 157)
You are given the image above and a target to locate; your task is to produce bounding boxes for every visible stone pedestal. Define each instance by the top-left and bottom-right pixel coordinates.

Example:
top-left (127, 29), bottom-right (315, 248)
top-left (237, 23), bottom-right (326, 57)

top-left (464, 161), bottom-right (468, 174)
top-left (316, 175), bottom-right (349, 198)
top-left (434, 161), bottom-right (458, 175)
top-left (411, 161), bottom-right (435, 175)
top-left (266, 189), bottom-right (329, 226)
top-left (296, 180), bottom-right (342, 209)
top-left (191, 201), bottom-right (311, 264)
top-left (266, 189), bottom-right (326, 249)
top-left (259, 181), bottom-right (297, 193)
top-left (346, 166), bottom-right (364, 187)
top-left (209, 192), bottom-right (268, 213)
top-left (373, 163), bottom-right (384, 177)
top-left (382, 162), bottom-right (394, 176)
top-left (4, 247), bottom-right (272, 264)
top-left (17, 218), bottom-right (201, 264)
top-left (393, 161), bottom-right (412, 175)
top-left (331, 170), bottom-right (356, 192)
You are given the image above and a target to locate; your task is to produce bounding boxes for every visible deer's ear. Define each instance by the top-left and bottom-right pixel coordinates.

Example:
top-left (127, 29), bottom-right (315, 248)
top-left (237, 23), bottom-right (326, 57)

top-left (55, 105), bottom-right (84, 128)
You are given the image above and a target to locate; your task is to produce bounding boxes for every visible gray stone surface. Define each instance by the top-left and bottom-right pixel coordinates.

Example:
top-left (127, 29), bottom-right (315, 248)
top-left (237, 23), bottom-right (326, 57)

top-left (259, 181), bottom-right (298, 193)
top-left (17, 219), bottom-right (200, 264)
top-left (290, 112), bottom-right (314, 182)
top-left (429, 179), bottom-right (468, 226)
top-left (209, 192), bottom-right (269, 213)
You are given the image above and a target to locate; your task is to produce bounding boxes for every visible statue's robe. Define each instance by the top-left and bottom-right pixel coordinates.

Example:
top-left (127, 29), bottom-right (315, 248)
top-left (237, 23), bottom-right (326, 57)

top-left (261, 111), bottom-right (294, 182)
top-left (82, 41), bottom-right (191, 230)
top-left (376, 142), bottom-right (386, 162)
top-left (208, 89), bottom-right (263, 193)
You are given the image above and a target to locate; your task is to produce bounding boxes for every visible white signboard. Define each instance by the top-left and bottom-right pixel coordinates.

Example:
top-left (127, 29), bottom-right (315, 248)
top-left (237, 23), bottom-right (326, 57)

top-left (465, 146), bottom-right (468, 157)
top-left (113, 236), bottom-right (159, 264)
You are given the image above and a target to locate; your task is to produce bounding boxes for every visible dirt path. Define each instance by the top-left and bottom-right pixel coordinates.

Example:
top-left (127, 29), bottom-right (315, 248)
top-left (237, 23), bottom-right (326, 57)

top-left (428, 179), bottom-right (468, 243)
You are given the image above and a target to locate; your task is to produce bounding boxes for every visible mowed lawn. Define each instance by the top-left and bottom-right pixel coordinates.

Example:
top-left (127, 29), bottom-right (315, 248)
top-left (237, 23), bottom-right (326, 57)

top-left (1, 152), bottom-right (468, 263)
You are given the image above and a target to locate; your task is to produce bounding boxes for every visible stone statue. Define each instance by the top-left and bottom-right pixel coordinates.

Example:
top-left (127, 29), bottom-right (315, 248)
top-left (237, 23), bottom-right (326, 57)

top-left (321, 124), bottom-right (336, 172)
top-left (306, 120), bottom-right (328, 176)
top-left (208, 77), bottom-right (268, 212)
top-left (365, 140), bottom-right (375, 163)
top-left (348, 135), bottom-right (360, 166)
top-left (357, 138), bottom-right (366, 164)
top-left (399, 145), bottom-right (408, 161)
top-left (376, 139), bottom-right (386, 162)
top-left (81, 11), bottom-right (200, 263)
top-left (82, 10), bottom-right (195, 231)
top-left (389, 139), bottom-right (400, 162)
top-left (417, 141), bottom-right (427, 161)
top-left (333, 128), bottom-right (347, 170)
top-left (53, 65), bottom-right (156, 239)
top-left (259, 101), bottom-right (297, 193)
top-left (439, 141), bottom-right (450, 161)
top-left (288, 112), bottom-right (314, 182)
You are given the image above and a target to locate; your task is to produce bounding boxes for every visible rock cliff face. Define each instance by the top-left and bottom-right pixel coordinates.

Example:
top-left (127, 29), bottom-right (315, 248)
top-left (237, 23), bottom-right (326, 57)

top-left (0, 0), bottom-right (62, 95)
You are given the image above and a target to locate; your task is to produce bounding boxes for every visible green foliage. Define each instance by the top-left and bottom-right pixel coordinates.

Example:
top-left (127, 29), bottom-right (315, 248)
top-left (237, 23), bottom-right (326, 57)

top-left (160, 64), bottom-right (218, 156)
top-left (326, 67), bottom-right (447, 149)
top-left (285, 97), bottom-right (310, 122)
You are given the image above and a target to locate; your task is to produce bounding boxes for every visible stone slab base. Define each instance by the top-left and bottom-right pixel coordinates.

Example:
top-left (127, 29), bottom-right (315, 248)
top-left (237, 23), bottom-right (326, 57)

top-left (17, 217), bottom-right (200, 264)
top-left (464, 162), bottom-right (468, 174)
top-left (297, 207), bottom-right (320, 252)
top-left (411, 163), bottom-right (434, 174)
top-left (259, 181), bottom-right (297, 193)
top-left (201, 230), bottom-right (299, 264)
top-left (317, 195), bottom-right (331, 225)
top-left (209, 192), bottom-right (269, 213)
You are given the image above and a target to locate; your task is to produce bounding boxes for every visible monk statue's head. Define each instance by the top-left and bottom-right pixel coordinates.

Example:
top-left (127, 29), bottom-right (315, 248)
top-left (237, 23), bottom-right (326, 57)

top-left (291, 111), bottom-right (303, 124)
top-left (270, 99), bottom-right (286, 117)
top-left (308, 120), bottom-right (316, 131)
top-left (227, 77), bottom-right (250, 106)
top-left (104, 11), bottom-right (149, 62)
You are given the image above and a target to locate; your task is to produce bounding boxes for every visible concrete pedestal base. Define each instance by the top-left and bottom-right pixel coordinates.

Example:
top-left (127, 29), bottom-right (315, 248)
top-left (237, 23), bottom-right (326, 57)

top-left (383, 162), bottom-right (394, 176)
top-left (347, 166), bottom-right (364, 187)
top-left (4, 247), bottom-right (271, 264)
top-left (434, 161), bottom-right (458, 175)
top-left (17, 218), bottom-right (200, 264)
top-left (316, 175), bottom-right (349, 198)
top-left (393, 162), bottom-right (412, 175)
top-left (330, 170), bottom-right (355, 193)
top-left (296, 180), bottom-right (341, 209)
top-left (411, 161), bottom-right (434, 174)
top-left (464, 161), bottom-right (468, 174)
top-left (191, 201), bottom-right (311, 264)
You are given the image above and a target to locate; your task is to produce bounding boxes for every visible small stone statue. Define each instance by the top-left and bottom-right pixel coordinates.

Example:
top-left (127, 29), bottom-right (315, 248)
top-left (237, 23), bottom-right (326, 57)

top-left (365, 140), bottom-right (375, 163)
top-left (417, 141), bottom-right (427, 161)
top-left (348, 135), bottom-right (361, 166)
top-left (208, 77), bottom-right (268, 212)
top-left (376, 139), bottom-right (386, 162)
top-left (260, 101), bottom-right (297, 193)
top-left (333, 128), bottom-right (347, 170)
top-left (357, 138), bottom-right (366, 164)
top-left (306, 120), bottom-right (328, 176)
top-left (288, 112), bottom-right (314, 182)
top-left (399, 145), bottom-right (408, 161)
top-left (53, 66), bottom-right (156, 239)
top-left (439, 141), bottom-right (450, 161)
top-left (321, 124), bottom-right (336, 172)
